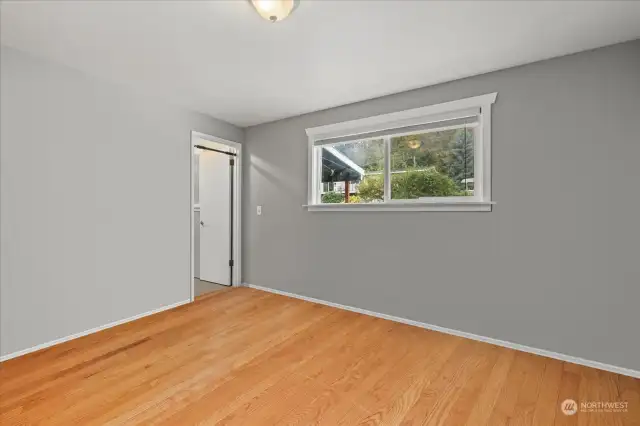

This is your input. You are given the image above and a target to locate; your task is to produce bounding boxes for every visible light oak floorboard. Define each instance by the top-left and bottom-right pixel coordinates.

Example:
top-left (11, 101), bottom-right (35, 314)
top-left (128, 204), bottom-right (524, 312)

top-left (1, 287), bottom-right (638, 425)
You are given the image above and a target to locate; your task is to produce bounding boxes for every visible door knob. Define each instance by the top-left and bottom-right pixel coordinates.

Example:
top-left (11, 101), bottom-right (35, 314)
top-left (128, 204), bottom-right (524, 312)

top-left (200, 220), bottom-right (204, 226)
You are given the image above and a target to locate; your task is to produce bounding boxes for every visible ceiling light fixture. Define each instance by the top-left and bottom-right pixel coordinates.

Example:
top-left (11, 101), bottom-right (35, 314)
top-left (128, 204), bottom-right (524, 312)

top-left (250, 0), bottom-right (299, 23)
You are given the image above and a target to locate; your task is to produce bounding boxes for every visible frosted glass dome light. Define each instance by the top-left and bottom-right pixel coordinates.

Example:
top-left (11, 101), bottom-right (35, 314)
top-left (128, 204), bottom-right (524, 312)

top-left (250, 0), bottom-right (299, 23)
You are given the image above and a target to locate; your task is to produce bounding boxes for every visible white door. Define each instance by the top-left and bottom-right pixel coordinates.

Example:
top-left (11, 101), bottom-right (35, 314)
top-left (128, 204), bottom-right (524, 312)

top-left (199, 150), bottom-right (232, 286)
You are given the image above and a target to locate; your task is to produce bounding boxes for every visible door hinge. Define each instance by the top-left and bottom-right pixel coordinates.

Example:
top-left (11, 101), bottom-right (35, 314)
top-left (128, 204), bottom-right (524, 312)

top-left (229, 158), bottom-right (235, 166)
top-left (229, 259), bottom-right (234, 267)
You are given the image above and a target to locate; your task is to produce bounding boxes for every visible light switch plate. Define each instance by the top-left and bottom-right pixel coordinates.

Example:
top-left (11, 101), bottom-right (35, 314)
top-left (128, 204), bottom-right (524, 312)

top-left (257, 205), bottom-right (262, 215)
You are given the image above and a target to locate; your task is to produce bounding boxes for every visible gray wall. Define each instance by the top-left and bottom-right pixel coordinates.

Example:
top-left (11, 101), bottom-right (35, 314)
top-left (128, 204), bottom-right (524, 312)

top-left (244, 40), bottom-right (640, 371)
top-left (0, 46), bottom-right (243, 357)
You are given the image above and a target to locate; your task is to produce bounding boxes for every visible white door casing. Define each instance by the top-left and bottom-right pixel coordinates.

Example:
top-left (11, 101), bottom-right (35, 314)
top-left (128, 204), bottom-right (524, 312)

top-left (198, 150), bottom-right (231, 286)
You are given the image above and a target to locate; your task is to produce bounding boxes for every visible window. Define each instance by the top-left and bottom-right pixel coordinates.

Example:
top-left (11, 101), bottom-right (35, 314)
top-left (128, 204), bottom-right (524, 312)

top-left (319, 139), bottom-right (384, 204)
top-left (306, 93), bottom-right (496, 211)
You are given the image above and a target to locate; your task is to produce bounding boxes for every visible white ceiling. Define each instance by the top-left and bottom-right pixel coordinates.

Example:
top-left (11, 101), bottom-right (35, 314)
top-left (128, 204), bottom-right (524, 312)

top-left (2, 1), bottom-right (639, 127)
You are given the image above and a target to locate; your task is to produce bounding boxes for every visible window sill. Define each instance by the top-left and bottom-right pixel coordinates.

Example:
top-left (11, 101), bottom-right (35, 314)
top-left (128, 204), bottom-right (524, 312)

top-left (303, 200), bottom-right (495, 212)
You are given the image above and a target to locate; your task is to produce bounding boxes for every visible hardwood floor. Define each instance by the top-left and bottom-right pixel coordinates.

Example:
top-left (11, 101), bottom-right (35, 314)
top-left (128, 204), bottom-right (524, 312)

top-left (1, 287), bottom-right (638, 425)
top-left (194, 278), bottom-right (229, 297)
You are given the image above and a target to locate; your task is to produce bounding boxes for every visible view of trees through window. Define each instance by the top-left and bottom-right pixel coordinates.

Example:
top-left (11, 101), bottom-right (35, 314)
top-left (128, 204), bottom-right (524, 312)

top-left (320, 127), bottom-right (475, 203)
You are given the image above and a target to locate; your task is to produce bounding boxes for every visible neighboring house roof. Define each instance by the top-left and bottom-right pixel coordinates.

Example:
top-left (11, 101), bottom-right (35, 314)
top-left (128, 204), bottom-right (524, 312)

top-left (322, 147), bottom-right (365, 183)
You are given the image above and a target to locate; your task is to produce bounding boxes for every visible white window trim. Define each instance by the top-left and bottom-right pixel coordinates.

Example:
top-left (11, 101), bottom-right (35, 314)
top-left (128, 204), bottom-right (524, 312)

top-left (305, 93), bottom-right (497, 212)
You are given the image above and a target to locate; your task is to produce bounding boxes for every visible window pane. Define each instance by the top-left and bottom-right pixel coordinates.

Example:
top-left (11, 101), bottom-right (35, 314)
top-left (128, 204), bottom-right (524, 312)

top-left (390, 127), bottom-right (474, 199)
top-left (318, 139), bottom-right (384, 204)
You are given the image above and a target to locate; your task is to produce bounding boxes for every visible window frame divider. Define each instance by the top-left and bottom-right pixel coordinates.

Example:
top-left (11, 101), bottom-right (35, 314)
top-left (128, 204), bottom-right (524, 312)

top-left (383, 136), bottom-right (391, 202)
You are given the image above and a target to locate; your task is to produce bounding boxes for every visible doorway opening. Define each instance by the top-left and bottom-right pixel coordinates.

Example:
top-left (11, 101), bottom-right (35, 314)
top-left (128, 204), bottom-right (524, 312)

top-left (191, 131), bottom-right (242, 300)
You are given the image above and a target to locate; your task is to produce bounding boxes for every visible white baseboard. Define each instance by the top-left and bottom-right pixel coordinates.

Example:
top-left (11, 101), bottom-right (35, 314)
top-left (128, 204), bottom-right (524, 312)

top-left (0, 299), bottom-right (191, 363)
top-left (246, 283), bottom-right (640, 379)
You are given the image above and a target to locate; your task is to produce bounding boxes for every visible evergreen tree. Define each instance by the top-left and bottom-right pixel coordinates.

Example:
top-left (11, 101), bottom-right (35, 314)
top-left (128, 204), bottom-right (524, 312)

top-left (447, 129), bottom-right (474, 189)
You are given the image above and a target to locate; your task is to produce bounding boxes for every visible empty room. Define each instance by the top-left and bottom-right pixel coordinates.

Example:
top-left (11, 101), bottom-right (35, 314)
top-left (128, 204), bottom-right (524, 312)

top-left (1, 1), bottom-right (639, 425)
